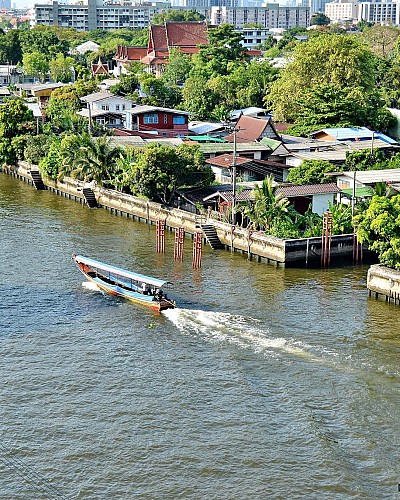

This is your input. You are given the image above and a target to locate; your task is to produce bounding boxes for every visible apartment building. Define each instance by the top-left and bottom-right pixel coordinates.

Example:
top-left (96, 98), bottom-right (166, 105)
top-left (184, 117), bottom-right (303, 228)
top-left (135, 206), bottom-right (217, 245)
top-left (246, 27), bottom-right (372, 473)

top-left (209, 5), bottom-right (309, 29)
top-left (30, 0), bottom-right (170, 31)
top-left (325, 0), bottom-right (358, 21)
top-left (325, 0), bottom-right (400, 24)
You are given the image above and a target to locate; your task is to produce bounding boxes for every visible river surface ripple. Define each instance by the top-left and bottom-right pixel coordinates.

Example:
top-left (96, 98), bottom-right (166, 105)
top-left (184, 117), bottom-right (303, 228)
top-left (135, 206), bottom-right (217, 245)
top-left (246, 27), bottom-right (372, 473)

top-left (1, 174), bottom-right (399, 499)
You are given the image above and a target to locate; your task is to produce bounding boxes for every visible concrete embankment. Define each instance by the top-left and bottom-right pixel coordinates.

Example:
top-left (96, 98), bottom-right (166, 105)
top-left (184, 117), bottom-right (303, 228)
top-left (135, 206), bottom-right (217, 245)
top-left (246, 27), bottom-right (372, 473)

top-left (1, 162), bottom-right (369, 267)
top-left (367, 264), bottom-right (400, 304)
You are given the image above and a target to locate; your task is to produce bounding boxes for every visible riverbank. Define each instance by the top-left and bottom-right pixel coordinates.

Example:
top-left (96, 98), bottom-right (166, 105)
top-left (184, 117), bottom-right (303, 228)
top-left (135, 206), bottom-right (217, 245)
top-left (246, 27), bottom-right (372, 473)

top-left (1, 162), bottom-right (371, 267)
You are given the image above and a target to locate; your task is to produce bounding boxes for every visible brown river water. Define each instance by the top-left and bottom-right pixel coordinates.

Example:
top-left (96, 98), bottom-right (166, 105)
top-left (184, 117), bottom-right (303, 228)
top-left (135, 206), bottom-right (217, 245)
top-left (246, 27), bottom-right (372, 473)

top-left (1, 173), bottom-right (399, 499)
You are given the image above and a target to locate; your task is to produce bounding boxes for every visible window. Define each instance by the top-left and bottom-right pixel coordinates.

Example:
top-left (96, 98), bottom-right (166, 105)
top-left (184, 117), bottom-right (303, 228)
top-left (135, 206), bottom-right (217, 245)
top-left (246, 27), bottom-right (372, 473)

top-left (144, 113), bottom-right (158, 124)
top-left (122, 104), bottom-right (125, 110)
top-left (101, 105), bottom-right (109, 111)
top-left (116, 104), bottom-right (120, 110)
top-left (173, 115), bottom-right (185, 125)
top-left (164, 114), bottom-right (168, 124)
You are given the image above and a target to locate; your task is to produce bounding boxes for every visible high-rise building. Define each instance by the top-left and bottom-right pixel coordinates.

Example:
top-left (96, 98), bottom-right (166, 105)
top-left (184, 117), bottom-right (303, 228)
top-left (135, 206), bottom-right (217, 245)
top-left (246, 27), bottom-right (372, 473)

top-left (0, 0), bottom-right (11, 9)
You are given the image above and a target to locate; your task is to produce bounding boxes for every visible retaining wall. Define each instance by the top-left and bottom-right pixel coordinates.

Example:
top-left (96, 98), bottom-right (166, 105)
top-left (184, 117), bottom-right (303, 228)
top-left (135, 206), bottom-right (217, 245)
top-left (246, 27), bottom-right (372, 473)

top-left (367, 264), bottom-right (400, 304)
top-left (1, 162), bottom-right (371, 267)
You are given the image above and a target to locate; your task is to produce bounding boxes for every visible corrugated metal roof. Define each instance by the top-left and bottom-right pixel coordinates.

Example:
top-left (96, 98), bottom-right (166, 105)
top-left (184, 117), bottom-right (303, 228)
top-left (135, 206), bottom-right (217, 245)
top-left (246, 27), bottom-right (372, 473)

top-left (197, 142), bottom-right (271, 153)
top-left (341, 169), bottom-right (400, 184)
top-left (188, 121), bottom-right (225, 135)
top-left (125, 105), bottom-right (190, 116)
top-left (310, 127), bottom-right (398, 145)
top-left (276, 183), bottom-right (340, 197)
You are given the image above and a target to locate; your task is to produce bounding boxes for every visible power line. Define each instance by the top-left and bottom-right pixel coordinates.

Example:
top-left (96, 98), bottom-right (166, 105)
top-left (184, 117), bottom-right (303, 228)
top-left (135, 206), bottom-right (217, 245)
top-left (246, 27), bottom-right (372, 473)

top-left (0, 443), bottom-right (69, 500)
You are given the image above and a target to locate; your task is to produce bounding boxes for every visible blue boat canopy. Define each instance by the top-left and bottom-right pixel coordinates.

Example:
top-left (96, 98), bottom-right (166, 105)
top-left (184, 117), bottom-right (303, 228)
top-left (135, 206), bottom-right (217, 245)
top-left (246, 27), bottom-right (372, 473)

top-left (74, 255), bottom-right (170, 288)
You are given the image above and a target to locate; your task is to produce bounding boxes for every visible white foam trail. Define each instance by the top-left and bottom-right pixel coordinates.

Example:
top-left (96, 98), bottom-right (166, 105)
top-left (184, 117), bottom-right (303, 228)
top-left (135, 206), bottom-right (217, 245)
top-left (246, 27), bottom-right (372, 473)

top-left (82, 281), bottom-right (101, 292)
top-left (163, 308), bottom-right (315, 359)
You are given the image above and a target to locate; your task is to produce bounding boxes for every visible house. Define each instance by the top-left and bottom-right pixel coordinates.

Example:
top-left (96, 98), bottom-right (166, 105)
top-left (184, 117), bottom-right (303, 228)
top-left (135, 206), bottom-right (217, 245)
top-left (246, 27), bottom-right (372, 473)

top-left (205, 154), bottom-right (289, 183)
top-left (70, 40), bottom-right (100, 55)
top-left (200, 182), bottom-right (340, 217)
top-left (225, 115), bottom-right (281, 143)
top-left (79, 91), bottom-right (134, 128)
top-left (0, 64), bottom-right (21, 85)
top-left (188, 121), bottom-right (226, 137)
top-left (193, 141), bottom-right (272, 160)
top-left (275, 183), bottom-right (340, 215)
top-left (16, 82), bottom-right (68, 107)
top-left (113, 46), bottom-right (148, 76)
top-left (230, 107), bottom-right (268, 120)
top-left (114, 22), bottom-right (209, 77)
top-left (91, 58), bottom-right (109, 78)
top-left (124, 105), bottom-right (190, 137)
top-left (309, 127), bottom-right (398, 145)
top-left (328, 168), bottom-right (400, 202)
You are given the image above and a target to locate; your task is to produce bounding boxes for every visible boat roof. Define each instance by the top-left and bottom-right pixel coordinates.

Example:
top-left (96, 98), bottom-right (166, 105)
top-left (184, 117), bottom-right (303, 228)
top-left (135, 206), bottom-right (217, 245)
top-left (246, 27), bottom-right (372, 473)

top-left (74, 255), bottom-right (170, 288)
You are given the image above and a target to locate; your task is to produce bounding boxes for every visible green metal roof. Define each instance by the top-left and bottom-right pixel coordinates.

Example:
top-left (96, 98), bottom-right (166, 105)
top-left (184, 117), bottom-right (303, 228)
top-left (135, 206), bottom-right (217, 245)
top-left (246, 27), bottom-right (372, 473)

top-left (341, 187), bottom-right (375, 198)
top-left (260, 137), bottom-right (282, 149)
top-left (186, 135), bottom-right (227, 142)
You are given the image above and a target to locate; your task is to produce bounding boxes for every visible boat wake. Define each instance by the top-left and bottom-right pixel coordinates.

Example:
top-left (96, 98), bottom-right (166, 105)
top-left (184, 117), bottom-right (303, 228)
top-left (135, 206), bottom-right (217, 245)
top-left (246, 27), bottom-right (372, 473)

top-left (163, 308), bottom-right (315, 360)
top-left (82, 281), bottom-right (101, 292)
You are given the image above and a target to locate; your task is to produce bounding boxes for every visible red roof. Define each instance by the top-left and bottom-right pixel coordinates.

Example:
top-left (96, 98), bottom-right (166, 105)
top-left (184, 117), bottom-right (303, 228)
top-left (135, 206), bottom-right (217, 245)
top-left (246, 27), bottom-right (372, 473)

top-left (225, 116), bottom-right (271, 143)
top-left (165, 22), bottom-right (208, 48)
top-left (206, 154), bottom-right (252, 167)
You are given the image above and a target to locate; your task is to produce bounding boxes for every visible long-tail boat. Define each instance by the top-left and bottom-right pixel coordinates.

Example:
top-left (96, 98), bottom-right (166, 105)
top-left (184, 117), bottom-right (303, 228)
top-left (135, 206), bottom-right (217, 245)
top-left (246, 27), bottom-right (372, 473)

top-left (72, 254), bottom-right (175, 311)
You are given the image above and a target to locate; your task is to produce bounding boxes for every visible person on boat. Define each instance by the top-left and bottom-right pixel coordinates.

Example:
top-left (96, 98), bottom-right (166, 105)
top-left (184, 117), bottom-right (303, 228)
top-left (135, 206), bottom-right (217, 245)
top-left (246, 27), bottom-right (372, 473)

top-left (141, 283), bottom-right (149, 295)
top-left (155, 288), bottom-right (163, 301)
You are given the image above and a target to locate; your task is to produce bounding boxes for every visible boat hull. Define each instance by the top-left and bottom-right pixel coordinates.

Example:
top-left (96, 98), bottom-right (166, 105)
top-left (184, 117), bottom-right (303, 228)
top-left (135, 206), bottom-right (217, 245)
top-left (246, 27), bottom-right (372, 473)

top-left (74, 258), bottom-right (175, 311)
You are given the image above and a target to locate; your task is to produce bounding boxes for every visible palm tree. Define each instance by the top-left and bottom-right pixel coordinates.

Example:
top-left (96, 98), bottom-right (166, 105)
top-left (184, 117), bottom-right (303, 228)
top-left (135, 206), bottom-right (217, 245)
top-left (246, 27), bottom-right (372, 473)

top-left (246, 176), bottom-right (291, 231)
top-left (58, 133), bottom-right (122, 184)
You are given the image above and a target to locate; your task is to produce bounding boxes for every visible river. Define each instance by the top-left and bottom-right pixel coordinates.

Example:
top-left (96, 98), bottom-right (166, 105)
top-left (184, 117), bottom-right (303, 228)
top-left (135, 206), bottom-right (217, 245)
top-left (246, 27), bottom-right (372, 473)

top-left (1, 173), bottom-right (399, 499)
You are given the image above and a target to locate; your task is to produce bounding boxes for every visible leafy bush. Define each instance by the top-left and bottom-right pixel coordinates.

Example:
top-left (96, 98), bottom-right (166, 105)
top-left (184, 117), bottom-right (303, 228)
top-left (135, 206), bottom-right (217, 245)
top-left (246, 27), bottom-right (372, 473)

top-left (355, 195), bottom-right (400, 269)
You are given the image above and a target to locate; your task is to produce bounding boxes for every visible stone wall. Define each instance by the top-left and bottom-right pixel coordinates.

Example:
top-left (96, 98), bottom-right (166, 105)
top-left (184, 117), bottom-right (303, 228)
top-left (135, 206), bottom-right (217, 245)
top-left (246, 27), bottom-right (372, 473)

top-left (2, 161), bottom-right (370, 267)
top-left (367, 264), bottom-right (400, 304)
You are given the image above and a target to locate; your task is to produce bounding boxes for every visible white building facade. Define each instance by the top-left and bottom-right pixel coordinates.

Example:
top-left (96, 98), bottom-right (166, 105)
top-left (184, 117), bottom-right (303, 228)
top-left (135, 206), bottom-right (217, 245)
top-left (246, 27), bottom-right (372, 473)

top-left (325, 0), bottom-right (358, 21)
top-left (325, 0), bottom-right (400, 24)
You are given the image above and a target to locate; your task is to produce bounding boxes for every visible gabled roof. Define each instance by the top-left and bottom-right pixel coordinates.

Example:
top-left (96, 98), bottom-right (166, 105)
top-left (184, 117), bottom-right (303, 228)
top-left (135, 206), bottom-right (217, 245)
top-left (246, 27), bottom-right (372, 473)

top-left (165, 21), bottom-right (208, 47)
top-left (125, 105), bottom-right (190, 116)
top-left (80, 92), bottom-right (133, 104)
top-left (203, 189), bottom-right (254, 203)
top-left (276, 183), bottom-right (340, 197)
top-left (332, 168), bottom-right (400, 185)
top-left (230, 107), bottom-right (267, 120)
top-left (71, 40), bottom-right (100, 55)
top-left (189, 121), bottom-right (225, 135)
top-left (206, 154), bottom-right (253, 167)
top-left (225, 115), bottom-right (280, 143)
top-left (114, 45), bottom-right (147, 61)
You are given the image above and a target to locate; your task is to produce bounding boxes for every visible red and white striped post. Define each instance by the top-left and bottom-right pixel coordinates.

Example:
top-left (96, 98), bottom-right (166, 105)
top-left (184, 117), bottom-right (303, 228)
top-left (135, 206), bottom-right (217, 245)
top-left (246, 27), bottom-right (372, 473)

top-left (174, 227), bottom-right (185, 260)
top-left (192, 231), bottom-right (203, 268)
top-left (156, 219), bottom-right (165, 253)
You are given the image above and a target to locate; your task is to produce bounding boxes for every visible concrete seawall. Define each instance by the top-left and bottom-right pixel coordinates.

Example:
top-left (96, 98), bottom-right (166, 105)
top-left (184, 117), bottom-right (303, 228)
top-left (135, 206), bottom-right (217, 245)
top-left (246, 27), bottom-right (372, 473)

top-left (367, 264), bottom-right (400, 304)
top-left (1, 162), bottom-right (371, 267)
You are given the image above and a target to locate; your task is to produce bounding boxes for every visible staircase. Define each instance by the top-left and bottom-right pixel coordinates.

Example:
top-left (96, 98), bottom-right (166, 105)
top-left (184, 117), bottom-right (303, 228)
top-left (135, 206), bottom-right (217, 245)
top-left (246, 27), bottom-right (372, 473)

top-left (83, 188), bottom-right (98, 208)
top-left (29, 169), bottom-right (46, 190)
top-left (201, 224), bottom-right (224, 250)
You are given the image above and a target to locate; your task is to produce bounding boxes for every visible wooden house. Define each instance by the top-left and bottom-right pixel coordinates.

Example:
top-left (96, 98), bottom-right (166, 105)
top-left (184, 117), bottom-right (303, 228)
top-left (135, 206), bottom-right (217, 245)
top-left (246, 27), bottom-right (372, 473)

top-left (124, 105), bottom-right (190, 137)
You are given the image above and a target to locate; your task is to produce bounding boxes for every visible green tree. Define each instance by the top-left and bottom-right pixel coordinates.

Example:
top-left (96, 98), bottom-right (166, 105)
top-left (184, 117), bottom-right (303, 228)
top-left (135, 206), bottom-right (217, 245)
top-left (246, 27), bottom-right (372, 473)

top-left (24, 134), bottom-right (55, 165)
top-left (22, 51), bottom-right (49, 82)
top-left (193, 24), bottom-right (247, 78)
top-left (39, 139), bottom-right (62, 179)
top-left (355, 195), bottom-right (400, 269)
top-left (110, 72), bottom-right (139, 97)
top-left (0, 30), bottom-right (22, 64)
top-left (152, 10), bottom-right (205, 24)
top-left (19, 26), bottom-right (69, 58)
top-left (49, 53), bottom-right (75, 83)
top-left (363, 24), bottom-right (400, 58)
top-left (138, 73), bottom-right (182, 108)
top-left (0, 99), bottom-right (34, 138)
top-left (287, 160), bottom-right (335, 185)
top-left (131, 143), bottom-right (212, 204)
top-left (162, 47), bottom-right (192, 85)
top-left (58, 133), bottom-right (122, 183)
top-left (238, 176), bottom-right (291, 231)
top-left (181, 75), bottom-right (218, 120)
top-left (344, 149), bottom-right (387, 172)
top-left (310, 13), bottom-right (330, 26)
top-left (267, 34), bottom-right (376, 121)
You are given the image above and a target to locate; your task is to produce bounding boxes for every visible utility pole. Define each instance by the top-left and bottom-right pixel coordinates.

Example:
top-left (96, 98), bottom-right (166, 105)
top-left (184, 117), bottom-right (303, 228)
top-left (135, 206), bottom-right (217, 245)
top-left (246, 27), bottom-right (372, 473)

top-left (232, 126), bottom-right (237, 225)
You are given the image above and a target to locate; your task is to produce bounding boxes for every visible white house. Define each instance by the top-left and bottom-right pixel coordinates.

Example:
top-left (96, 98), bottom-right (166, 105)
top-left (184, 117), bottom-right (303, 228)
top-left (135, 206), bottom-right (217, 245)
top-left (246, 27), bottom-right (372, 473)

top-left (78, 91), bottom-right (135, 128)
